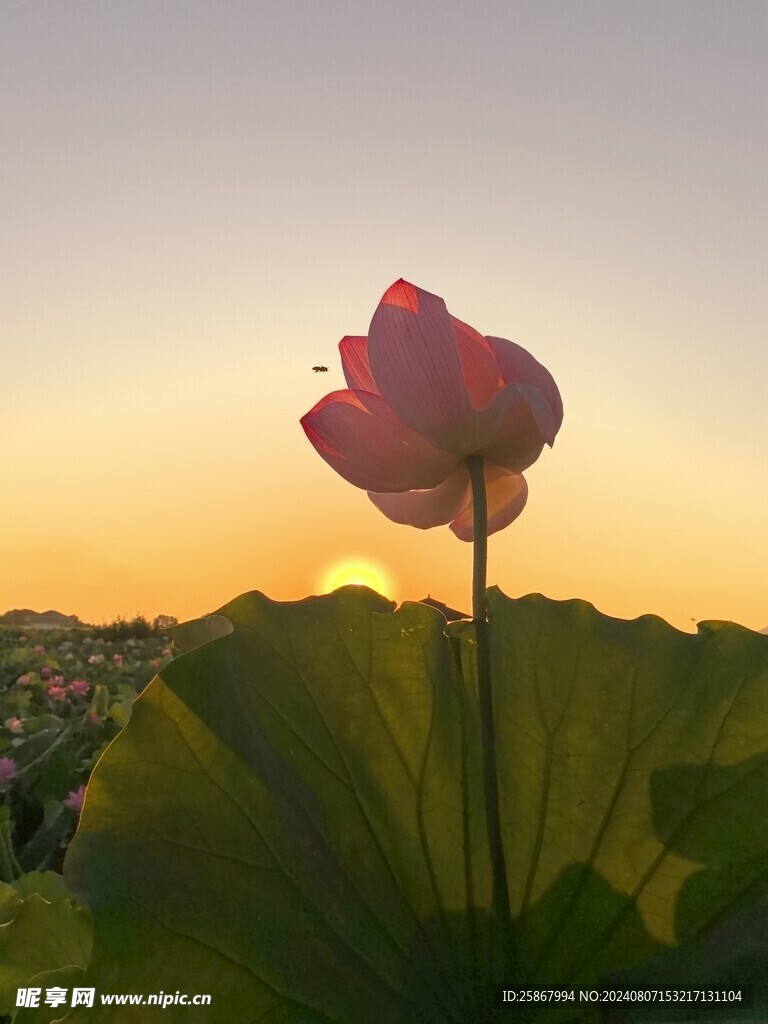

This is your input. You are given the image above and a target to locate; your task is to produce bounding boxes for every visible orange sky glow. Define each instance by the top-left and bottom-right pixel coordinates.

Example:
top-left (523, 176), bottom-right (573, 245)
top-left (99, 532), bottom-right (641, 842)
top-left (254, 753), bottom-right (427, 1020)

top-left (2, 2), bottom-right (766, 633)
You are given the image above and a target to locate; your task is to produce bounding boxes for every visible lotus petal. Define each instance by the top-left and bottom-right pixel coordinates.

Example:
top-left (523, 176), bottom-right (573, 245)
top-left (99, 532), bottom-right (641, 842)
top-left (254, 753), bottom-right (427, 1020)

top-left (449, 467), bottom-right (528, 541)
top-left (367, 281), bottom-right (473, 453)
top-left (487, 336), bottom-right (563, 442)
top-left (367, 466), bottom-right (471, 530)
top-left (301, 390), bottom-right (457, 492)
top-left (339, 336), bottom-right (379, 394)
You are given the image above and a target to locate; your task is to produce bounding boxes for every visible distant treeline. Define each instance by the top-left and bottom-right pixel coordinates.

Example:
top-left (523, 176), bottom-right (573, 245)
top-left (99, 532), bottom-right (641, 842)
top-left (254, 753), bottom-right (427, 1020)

top-left (0, 609), bottom-right (178, 638)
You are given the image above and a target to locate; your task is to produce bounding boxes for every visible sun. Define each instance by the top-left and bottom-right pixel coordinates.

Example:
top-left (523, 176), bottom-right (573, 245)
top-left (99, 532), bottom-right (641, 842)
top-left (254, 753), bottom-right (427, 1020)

top-left (318, 559), bottom-right (394, 598)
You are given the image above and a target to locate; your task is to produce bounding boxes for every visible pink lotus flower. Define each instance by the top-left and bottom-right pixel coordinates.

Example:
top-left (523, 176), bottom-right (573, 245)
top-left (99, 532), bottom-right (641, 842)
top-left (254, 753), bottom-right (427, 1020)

top-left (64, 784), bottom-right (86, 812)
top-left (86, 712), bottom-right (102, 727)
top-left (16, 674), bottom-right (31, 686)
top-left (4, 717), bottom-right (23, 734)
top-left (51, 674), bottom-right (64, 685)
top-left (301, 280), bottom-right (562, 541)
top-left (68, 679), bottom-right (90, 696)
top-left (113, 653), bottom-right (123, 665)
top-left (162, 647), bottom-right (172, 657)
top-left (0, 757), bottom-right (16, 783)
top-left (47, 684), bottom-right (67, 700)
top-left (33, 644), bottom-right (46, 655)
top-left (40, 666), bottom-right (52, 679)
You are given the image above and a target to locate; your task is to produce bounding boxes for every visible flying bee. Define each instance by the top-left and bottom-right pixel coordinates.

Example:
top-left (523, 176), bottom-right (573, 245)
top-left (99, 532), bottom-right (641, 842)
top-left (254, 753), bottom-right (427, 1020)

top-left (312, 365), bottom-right (329, 372)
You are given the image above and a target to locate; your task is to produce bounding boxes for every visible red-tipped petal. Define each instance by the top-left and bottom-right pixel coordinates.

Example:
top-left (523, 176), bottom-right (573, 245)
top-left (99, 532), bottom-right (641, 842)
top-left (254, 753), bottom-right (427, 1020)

top-left (449, 467), bottom-right (528, 542)
top-left (381, 279), bottom-right (419, 312)
top-left (367, 465), bottom-right (471, 530)
top-left (367, 281), bottom-right (473, 453)
top-left (339, 336), bottom-right (379, 394)
top-left (486, 337), bottom-right (563, 442)
top-left (301, 389), bottom-right (457, 493)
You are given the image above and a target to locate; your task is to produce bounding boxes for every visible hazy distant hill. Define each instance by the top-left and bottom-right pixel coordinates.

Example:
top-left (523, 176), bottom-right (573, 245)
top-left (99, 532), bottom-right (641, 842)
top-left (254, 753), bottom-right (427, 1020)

top-left (0, 608), bottom-right (83, 629)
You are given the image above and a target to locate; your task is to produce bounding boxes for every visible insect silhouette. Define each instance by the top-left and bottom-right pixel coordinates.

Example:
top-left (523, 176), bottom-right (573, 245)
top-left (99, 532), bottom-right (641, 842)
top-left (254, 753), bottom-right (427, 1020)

top-left (312, 366), bottom-right (329, 372)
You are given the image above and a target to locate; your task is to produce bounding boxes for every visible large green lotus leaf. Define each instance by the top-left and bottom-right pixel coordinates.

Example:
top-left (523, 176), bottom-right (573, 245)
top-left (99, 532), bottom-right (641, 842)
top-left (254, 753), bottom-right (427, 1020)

top-left (60, 588), bottom-right (768, 1022)
top-left (0, 872), bottom-right (92, 1015)
top-left (169, 613), bottom-right (233, 654)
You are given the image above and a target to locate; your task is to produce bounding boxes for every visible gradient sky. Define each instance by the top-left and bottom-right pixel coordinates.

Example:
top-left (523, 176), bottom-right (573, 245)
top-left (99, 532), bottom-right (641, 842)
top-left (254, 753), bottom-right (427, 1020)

top-left (2, 0), bottom-right (766, 631)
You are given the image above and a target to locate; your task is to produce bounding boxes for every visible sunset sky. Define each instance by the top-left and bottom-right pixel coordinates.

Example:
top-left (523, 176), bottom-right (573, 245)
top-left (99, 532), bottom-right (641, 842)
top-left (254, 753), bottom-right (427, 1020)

top-left (2, 1), bottom-right (766, 632)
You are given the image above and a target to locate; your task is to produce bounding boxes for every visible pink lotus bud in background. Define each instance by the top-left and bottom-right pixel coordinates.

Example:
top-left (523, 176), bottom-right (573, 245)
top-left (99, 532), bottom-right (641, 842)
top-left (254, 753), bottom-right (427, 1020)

top-left (162, 647), bottom-right (172, 657)
top-left (0, 757), bottom-right (16, 783)
top-left (148, 658), bottom-right (161, 668)
top-left (86, 712), bottom-right (102, 727)
top-left (4, 717), bottom-right (23, 734)
top-left (47, 685), bottom-right (67, 700)
top-left (68, 679), bottom-right (90, 696)
top-left (64, 784), bottom-right (86, 813)
top-left (302, 280), bottom-right (562, 541)
top-left (88, 654), bottom-right (105, 665)
top-left (33, 644), bottom-right (46, 655)
top-left (40, 666), bottom-right (52, 679)
top-left (16, 674), bottom-right (30, 686)
top-left (51, 674), bottom-right (64, 685)
top-left (113, 653), bottom-right (123, 665)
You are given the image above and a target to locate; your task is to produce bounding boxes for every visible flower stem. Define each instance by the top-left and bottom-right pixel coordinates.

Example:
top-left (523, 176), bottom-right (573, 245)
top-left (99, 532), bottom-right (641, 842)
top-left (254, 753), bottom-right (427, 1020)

top-left (465, 454), bottom-right (512, 967)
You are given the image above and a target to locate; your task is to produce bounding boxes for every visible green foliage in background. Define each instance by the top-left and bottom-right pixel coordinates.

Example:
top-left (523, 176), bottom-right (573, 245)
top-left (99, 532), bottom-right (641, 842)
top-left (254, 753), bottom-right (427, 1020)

top-left (0, 624), bottom-right (175, 1021)
top-left (0, 626), bottom-right (174, 874)
top-left (0, 871), bottom-right (91, 1018)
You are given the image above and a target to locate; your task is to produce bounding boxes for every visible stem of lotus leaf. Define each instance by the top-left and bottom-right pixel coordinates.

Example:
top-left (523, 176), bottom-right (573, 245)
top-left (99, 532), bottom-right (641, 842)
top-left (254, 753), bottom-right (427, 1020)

top-left (465, 453), bottom-right (512, 970)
